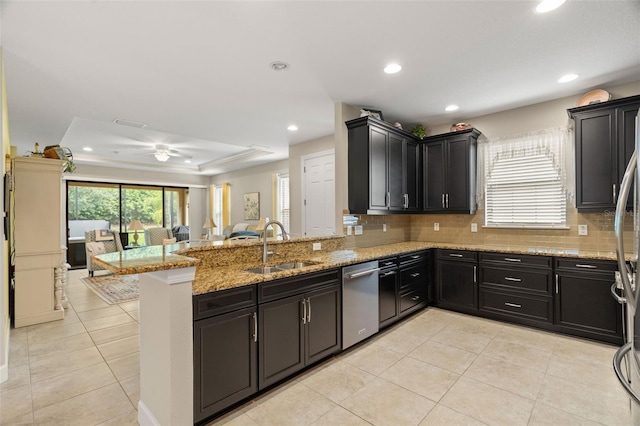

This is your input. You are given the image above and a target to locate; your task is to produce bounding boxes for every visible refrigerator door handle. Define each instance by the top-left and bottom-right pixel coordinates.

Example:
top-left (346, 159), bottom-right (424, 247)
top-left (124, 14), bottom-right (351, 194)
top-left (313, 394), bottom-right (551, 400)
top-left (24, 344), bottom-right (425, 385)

top-left (611, 281), bottom-right (627, 305)
top-left (613, 342), bottom-right (640, 405)
top-left (615, 149), bottom-right (637, 309)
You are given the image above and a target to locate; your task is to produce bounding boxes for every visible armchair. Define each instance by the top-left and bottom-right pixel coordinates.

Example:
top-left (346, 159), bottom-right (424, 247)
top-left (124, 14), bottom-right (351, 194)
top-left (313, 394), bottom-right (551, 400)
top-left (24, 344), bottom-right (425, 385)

top-left (144, 227), bottom-right (174, 246)
top-left (85, 230), bottom-right (124, 277)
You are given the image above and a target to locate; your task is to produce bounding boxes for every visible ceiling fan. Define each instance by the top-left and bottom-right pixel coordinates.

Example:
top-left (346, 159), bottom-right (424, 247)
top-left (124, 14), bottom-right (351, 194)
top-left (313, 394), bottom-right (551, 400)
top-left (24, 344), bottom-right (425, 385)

top-left (151, 144), bottom-right (190, 162)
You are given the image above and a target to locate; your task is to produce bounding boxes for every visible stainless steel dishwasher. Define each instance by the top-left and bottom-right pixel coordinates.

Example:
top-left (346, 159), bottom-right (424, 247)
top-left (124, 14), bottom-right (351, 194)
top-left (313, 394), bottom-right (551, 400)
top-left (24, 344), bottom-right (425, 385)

top-left (342, 261), bottom-right (380, 349)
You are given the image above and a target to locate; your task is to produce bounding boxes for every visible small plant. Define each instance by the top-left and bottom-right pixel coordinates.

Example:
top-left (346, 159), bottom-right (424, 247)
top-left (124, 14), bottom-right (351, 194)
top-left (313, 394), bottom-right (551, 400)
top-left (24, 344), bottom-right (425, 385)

top-left (409, 124), bottom-right (427, 139)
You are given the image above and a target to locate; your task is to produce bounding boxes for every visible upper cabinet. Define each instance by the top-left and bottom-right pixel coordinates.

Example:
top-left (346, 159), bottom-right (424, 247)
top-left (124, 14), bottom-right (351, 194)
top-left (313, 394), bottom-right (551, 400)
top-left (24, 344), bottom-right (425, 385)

top-left (568, 94), bottom-right (640, 212)
top-left (347, 117), bottom-right (420, 214)
top-left (421, 128), bottom-right (481, 214)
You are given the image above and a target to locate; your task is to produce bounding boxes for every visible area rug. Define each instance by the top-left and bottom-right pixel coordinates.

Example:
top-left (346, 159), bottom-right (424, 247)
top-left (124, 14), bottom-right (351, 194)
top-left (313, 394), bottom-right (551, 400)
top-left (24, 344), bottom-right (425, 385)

top-left (80, 274), bottom-right (139, 305)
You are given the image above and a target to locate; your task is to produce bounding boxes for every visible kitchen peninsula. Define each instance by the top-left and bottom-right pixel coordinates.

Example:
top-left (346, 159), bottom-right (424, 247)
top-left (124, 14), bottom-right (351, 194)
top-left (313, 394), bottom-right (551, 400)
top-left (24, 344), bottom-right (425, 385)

top-left (93, 236), bottom-right (627, 425)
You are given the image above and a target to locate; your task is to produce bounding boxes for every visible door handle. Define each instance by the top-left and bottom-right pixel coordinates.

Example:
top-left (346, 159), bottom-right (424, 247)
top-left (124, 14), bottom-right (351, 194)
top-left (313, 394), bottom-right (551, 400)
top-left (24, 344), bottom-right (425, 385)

top-left (473, 265), bottom-right (477, 283)
top-left (555, 273), bottom-right (559, 294)
top-left (446, 193), bottom-right (449, 208)
top-left (442, 193), bottom-right (445, 209)
top-left (307, 298), bottom-right (312, 323)
top-left (252, 312), bottom-right (257, 343)
top-left (403, 193), bottom-right (409, 209)
top-left (301, 299), bottom-right (307, 324)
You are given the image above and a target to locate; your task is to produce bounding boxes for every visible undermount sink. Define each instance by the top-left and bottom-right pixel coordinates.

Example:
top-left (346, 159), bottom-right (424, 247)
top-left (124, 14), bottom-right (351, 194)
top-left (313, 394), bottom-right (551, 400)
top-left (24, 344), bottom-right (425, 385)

top-left (246, 261), bottom-right (319, 275)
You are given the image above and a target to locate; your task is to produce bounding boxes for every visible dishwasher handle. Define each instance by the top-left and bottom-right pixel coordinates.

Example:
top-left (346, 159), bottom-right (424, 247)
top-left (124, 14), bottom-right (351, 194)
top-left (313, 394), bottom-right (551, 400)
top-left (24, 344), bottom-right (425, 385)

top-left (344, 268), bottom-right (380, 280)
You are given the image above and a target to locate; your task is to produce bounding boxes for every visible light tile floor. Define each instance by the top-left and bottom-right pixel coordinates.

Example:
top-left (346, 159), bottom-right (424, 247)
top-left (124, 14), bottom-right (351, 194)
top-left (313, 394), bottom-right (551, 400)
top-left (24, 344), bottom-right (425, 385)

top-left (1, 268), bottom-right (633, 425)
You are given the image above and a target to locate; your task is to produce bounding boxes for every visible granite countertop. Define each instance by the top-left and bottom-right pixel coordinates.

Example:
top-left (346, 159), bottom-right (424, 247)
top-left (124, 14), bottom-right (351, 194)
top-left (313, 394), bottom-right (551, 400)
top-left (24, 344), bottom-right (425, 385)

top-left (93, 238), bottom-right (629, 296)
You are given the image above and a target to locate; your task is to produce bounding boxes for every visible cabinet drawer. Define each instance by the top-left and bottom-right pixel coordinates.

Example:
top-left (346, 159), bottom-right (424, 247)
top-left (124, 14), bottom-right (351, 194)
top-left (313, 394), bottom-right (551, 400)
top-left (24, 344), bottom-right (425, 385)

top-left (399, 286), bottom-right (427, 313)
top-left (481, 266), bottom-right (552, 295)
top-left (399, 251), bottom-right (427, 266)
top-left (554, 258), bottom-right (617, 273)
top-left (259, 269), bottom-right (340, 303)
top-left (480, 252), bottom-right (552, 268)
top-left (437, 249), bottom-right (477, 262)
top-left (400, 263), bottom-right (428, 289)
top-left (479, 287), bottom-right (552, 323)
top-left (193, 285), bottom-right (257, 320)
top-left (378, 256), bottom-right (398, 269)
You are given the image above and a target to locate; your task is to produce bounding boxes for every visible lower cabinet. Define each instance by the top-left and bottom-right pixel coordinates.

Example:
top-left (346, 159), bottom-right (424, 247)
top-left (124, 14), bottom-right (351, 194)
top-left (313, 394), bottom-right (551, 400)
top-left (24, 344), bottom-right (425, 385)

top-left (258, 269), bottom-right (341, 389)
top-left (193, 286), bottom-right (258, 423)
top-left (436, 249), bottom-right (478, 313)
top-left (554, 258), bottom-right (623, 345)
top-left (378, 256), bottom-right (399, 328)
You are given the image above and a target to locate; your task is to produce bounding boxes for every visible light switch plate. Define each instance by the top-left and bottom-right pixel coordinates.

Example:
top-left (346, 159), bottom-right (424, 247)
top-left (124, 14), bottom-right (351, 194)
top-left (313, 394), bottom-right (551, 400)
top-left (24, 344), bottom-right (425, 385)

top-left (471, 223), bottom-right (478, 233)
top-left (355, 225), bottom-right (363, 235)
top-left (347, 226), bottom-right (352, 235)
top-left (383, 224), bottom-right (387, 232)
top-left (313, 242), bottom-right (321, 251)
top-left (578, 224), bottom-right (588, 236)
top-left (434, 223), bottom-right (440, 231)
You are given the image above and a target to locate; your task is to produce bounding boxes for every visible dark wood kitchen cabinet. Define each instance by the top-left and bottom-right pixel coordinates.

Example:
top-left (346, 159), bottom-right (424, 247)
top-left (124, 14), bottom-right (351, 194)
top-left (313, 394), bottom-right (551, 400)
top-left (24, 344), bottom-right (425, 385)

top-left (193, 285), bottom-right (258, 423)
top-left (554, 258), bottom-right (623, 345)
top-left (347, 116), bottom-right (420, 214)
top-left (422, 128), bottom-right (480, 214)
top-left (258, 269), bottom-right (341, 388)
top-left (478, 252), bottom-right (554, 330)
top-left (569, 94), bottom-right (640, 212)
top-left (436, 249), bottom-right (478, 314)
top-left (398, 250), bottom-right (429, 317)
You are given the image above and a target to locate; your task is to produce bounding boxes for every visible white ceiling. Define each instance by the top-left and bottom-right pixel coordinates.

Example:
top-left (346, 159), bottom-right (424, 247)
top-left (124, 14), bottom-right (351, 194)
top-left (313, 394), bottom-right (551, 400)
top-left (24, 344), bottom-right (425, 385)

top-left (2, 1), bottom-right (639, 175)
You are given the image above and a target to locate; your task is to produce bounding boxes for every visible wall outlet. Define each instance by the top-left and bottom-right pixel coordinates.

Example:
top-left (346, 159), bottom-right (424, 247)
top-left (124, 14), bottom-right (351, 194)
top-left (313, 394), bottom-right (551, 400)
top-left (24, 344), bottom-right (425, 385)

top-left (312, 242), bottom-right (321, 251)
top-left (347, 225), bottom-right (352, 235)
top-left (578, 224), bottom-right (588, 236)
top-left (434, 223), bottom-right (440, 231)
top-left (383, 224), bottom-right (387, 232)
top-left (355, 225), bottom-right (363, 235)
top-left (471, 223), bottom-right (478, 233)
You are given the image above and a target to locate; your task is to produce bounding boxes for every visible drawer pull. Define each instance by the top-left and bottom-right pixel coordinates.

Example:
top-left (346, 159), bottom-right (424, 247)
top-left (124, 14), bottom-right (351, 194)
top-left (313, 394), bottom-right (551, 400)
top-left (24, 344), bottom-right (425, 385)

top-left (504, 277), bottom-right (522, 282)
top-left (449, 253), bottom-right (463, 258)
top-left (411, 255), bottom-right (421, 259)
top-left (504, 257), bottom-right (521, 262)
top-left (504, 302), bottom-right (522, 308)
top-left (381, 271), bottom-right (397, 277)
top-left (410, 273), bottom-right (421, 278)
top-left (411, 295), bottom-right (421, 301)
top-left (382, 261), bottom-right (394, 266)
top-left (576, 264), bottom-right (597, 269)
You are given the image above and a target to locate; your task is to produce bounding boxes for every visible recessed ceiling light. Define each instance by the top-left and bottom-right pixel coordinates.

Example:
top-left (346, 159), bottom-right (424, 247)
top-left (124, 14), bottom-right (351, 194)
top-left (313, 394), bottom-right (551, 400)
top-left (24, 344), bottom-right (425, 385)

top-left (287, 125), bottom-right (298, 131)
top-left (82, 147), bottom-right (93, 152)
top-left (536, 0), bottom-right (566, 13)
top-left (270, 61), bottom-right (290, 71)
top-left (558, 73), bottom-right (579, 83)
top-left (445, 105), bottom-right (459, 112)
top-left (184, 159), bottom-right (191, 164)
top-left (384, 63), bottom-right (402, 74)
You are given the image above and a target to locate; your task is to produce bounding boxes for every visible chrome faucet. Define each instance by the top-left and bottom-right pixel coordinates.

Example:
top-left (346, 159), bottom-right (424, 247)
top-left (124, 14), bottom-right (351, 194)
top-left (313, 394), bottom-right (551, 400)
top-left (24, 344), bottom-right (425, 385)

top-left (262, 220), bottom-right (289, 263)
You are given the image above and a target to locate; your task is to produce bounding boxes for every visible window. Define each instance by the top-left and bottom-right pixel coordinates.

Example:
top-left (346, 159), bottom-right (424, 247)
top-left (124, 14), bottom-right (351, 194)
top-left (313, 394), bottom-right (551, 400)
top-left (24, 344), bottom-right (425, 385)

top-left (276, 173), bottom-right (290, 233)
top-left (482, 128), bottom-right (570, 228)
top-left (212, 185), bottom-right (223, 235)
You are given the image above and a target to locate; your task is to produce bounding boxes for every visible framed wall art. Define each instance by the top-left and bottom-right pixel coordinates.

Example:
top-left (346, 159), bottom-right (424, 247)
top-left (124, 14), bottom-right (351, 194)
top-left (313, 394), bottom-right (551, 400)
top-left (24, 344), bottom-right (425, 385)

top-left (243, 192), bottom-right (260, 220)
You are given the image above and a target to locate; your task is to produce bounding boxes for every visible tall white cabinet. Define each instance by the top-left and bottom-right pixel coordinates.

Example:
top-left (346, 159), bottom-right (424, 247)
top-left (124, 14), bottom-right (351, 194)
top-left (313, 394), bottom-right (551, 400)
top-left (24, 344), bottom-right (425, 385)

top-left (13, 157), bottom-right (65, 327)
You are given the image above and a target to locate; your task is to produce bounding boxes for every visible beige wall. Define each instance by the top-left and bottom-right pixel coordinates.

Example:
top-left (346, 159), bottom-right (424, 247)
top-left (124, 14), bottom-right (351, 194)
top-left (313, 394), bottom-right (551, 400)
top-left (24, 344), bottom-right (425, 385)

top-left (288, 135), bottom-right (334, 236)
top-left (210, 159), bottom-right (289, 228)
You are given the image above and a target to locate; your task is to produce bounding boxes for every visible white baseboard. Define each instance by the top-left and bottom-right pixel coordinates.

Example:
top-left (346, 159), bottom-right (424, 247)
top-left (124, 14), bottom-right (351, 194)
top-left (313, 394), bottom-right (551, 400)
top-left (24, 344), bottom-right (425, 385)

top-left (138, 400), bottom-right (160, 426)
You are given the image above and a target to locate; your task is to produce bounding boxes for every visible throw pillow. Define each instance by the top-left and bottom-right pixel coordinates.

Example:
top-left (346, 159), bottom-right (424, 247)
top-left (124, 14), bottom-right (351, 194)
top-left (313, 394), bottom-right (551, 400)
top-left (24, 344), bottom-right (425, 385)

top-left (86, 241), bottom-right (106, 256)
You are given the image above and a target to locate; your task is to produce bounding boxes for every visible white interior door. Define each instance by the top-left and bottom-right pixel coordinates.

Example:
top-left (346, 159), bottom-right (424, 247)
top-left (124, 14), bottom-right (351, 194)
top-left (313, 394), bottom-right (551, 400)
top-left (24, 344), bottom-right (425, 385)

top-left (303, 151), bottom-right (335, 236)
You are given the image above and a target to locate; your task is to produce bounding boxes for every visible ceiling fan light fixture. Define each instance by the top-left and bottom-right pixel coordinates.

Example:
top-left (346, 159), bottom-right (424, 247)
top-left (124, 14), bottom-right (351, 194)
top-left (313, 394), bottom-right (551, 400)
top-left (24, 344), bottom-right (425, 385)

top-left (154, 151), bottom-right (170, 162)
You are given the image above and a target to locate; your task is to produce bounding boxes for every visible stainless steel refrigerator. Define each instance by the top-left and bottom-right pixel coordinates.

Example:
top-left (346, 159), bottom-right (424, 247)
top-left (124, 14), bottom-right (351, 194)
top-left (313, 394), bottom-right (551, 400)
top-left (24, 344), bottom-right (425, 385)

top-left (614, 107), bottom-right (640, 423)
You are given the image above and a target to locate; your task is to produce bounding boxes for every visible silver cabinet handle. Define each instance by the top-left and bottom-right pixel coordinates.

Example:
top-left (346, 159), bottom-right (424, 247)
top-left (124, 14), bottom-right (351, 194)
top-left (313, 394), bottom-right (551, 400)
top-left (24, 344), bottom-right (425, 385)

top-left (555, 273), bottom-right (559, 294)
top-left (411, 295), bottom-right (421, 301)
top-left (410, 273), bottom-right (421, 278)
top-left (504, 257), bottom-right (521, 262)
top-left (473, 265), bottom-right (477, 283)
top-left (301, 299), bottom-right (307, 324)
top-left (505, 277), bottom-right (522, 282)
top-left (346, 268), bottom-right (380, 279)
top-left (386, 192), bottom-right (390, 207)
top-left (504, 302), bottom-right (522, 308)
top-left (411, 255), bottom-right (421, 259)
top-left (446, 193), bottom-right (449, 208)
top-left (253, 312), bottom-right (257, 343)
top-left (307, 298), bottom-right (311, 323)
top-left (575, 264), bottom-right (597, 269)
top-left (381, 270), bottom-right (397, 277)
top-left (403, 193), bottom-right (409, 209)
top-left (449, 253), bottom-right (463, 258)
top-left (613, 183), bottom-right (617, 204)
top-left (441, 193), bottom-right (445, 209)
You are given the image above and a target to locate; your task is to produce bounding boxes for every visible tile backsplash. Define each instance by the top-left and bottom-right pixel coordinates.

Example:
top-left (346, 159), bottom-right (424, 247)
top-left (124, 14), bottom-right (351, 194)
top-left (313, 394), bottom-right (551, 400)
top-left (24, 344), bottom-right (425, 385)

top-left (345, 205), bottom-right (634, 254)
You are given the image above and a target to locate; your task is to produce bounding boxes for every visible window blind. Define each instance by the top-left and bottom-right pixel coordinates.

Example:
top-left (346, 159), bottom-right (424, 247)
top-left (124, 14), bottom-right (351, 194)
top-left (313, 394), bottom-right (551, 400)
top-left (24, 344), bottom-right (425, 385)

top-left (485, 150), bottom-right (566, 228)
top-left (276, 173), bottom-right (290, 233)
